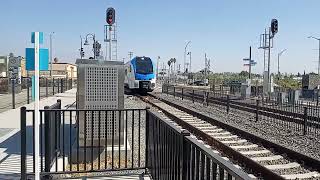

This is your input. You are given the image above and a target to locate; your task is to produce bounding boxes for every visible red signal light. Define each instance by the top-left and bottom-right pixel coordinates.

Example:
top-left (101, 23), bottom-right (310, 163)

top-left (106, 8), bottom-right (115, 25)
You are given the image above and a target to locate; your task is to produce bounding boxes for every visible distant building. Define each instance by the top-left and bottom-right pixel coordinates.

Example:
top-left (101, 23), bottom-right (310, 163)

top-left (0, 56), bottom-right (8, 77)
top-left (26, 62), bottom-right (77, 78)
top-left (302, 74), bottom-right (320, 90)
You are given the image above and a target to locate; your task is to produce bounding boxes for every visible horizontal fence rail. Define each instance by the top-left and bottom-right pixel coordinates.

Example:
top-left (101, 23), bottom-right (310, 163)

top-left (163, 84), bottom-right (320, 136)
top-left (146, 110), bottom-right (252, 180)
top-left (0, 77), bottom-right (76, 112)
top-left (21, 103), bottom-right (146, 179)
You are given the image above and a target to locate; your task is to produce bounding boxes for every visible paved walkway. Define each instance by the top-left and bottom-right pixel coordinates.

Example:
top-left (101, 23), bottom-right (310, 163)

top-left (0, 87), bottom-right (54, 113)
top-left (0, 88), bottom-right (76, 179)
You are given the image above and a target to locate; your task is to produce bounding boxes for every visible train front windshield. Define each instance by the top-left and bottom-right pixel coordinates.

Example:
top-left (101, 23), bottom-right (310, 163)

top-left (136, 57), bottom-right (153, 74)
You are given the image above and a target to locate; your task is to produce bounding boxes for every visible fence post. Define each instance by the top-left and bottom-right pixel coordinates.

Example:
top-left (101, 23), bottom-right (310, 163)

top-left (20, 107), bottom-right (27, 180)
top-left (181, 129), bottom-right (191, 179)
top-left (317, 90), bottom-right (319, 106)
top-left (52, 78), bottom-right (55, 95)
top-left (182, 88), bottom-right (184, 100)
top-left (145, 107), bottom-right (150, 170)
top-left (11, 79), bottom-right (15, 109)
top-left (57, 78), bottom-right (60, 93)
top-left (46, 78), bottom-right (48, 97)
top-left (256, 100), bottom-right (260, 122)
top-left (27, 78), bottom-right (30, 104)
top-left (173, 87), bottom-right (175, 98)
top-left (227, 95), bottom-right (230, 113)
top-left (203, 91), bottom-right (207, 105)
top-left (61, 79), bottom-right (64, 93)
top-left (207, 91), bottom-right (209, 106)
top-left (192, 90), bottom-right (194, 103)
top-left (44, 105), bottom-right (51, 174)
top-left (303, 107), bottom-right (308, 135)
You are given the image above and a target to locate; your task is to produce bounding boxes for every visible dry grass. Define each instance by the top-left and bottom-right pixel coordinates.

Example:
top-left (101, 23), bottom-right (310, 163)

top-left (65, 156), bottom-right (133, 178)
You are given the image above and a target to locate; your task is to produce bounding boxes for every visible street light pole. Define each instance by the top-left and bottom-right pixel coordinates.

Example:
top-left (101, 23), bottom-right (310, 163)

top-left (308, 36), bottom-right (320, 75)
top-left (277, 49), bottom-right (287, 80)
top-left (184, 41), bottom-right (191, 74)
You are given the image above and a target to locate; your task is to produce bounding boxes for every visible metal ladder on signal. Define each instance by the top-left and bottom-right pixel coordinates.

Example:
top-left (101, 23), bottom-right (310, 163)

top-left (110, 23), bottom-right (118, 61)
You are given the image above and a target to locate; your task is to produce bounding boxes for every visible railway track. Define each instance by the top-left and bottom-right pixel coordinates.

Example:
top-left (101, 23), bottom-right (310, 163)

top-left (138, 93), bottom-right (320, 179)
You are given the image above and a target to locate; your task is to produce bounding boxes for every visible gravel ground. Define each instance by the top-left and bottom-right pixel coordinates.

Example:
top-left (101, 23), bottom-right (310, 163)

top-left (156, 92), bottom-right (320, 161)
top-left (124, 95), bottom-right (147, 168)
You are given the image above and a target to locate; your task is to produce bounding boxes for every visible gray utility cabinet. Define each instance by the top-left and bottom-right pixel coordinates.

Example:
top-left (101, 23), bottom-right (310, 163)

top-left (76, 59), bottom-right (124, 147)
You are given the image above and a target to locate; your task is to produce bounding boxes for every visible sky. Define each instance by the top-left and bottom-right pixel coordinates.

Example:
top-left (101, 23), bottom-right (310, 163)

top-left (0, 0), bottom-right (320, 74)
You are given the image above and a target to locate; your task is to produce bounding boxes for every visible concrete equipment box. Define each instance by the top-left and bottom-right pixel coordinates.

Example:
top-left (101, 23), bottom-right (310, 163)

top-left (76, 59), bottom-right (124, 147)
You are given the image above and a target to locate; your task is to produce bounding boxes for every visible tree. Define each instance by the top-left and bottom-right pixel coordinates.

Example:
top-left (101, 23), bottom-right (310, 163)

top-left (239, 71), bottom-right (249, 77)
top-left (54, 57), bottom-right (59, 63)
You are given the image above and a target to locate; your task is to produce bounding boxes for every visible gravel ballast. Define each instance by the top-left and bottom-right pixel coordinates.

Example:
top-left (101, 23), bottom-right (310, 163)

top-left (155, 92), bottom-right (320, 161)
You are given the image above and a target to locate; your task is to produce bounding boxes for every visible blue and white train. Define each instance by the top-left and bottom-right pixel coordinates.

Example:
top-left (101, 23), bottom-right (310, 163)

top-left (124, 56), bottom-right (156, 93)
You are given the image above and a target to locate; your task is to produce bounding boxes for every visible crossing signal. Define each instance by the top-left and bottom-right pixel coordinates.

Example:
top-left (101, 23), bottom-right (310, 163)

top-left (106, 8), bottom-right (115, 25)
top-left (271, 19), bottom-right (278, 35)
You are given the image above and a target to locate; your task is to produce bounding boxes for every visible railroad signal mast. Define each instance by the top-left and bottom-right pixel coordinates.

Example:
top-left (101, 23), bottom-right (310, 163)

top-left (259, 19), bottom-right (278, 96)
top-left (105, 7), bottom-right (117, 61)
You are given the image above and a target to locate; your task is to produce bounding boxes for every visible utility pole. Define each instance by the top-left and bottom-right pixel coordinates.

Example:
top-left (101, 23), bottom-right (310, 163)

top-left (243, 46), bottom-right (256, 80)
top-left (157, 56), bottom-right (160, 79)
top-left (249, 46), bottom-right (252, 79)
top-left (128, 51), bottom-right (133, 60)
top-left (204, 53), bottom-right (207, 79)
top-left (49, 32), bottom-right (54, 77)
top-left (308, 36), bottom-right (320, 75)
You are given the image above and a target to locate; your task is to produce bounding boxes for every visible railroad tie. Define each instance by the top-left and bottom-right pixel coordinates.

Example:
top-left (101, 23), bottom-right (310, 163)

top-left (281, 172), bottom-right (320, 180)
top-left (221, 139), bottom-right (247, 144)
top-left (265, 162), bottom-right (300, 170)
top-left (208, 132), bottom-right (231, 136)
top-left (251, 155), bottom-right (283, 162)
top-left (240, 149), bottom-right (270, 155)
top-left (214, 135), bottom-right (238, 139)
top-left (229, 144), bottom-right (259, 150)
top-left (201, 128), bottom-right (224, 133)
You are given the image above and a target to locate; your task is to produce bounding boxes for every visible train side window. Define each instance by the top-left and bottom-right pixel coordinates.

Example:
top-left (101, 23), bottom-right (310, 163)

top-left (129, 66), bottom-right (132, 72)
top-left (125, 69), bottom-right (127, 75)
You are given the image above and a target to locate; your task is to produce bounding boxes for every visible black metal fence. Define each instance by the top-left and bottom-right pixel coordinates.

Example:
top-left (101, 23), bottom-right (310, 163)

top-left (163, 84), bottom-right (320, 136)
top-left (20, 101), bottom-right (253, 179)
top-left (21, 103), bottom-right (146, 179)
top-left (146, 110), bottom-right (252, 180)
top-left (0, 77), bottom-right (75, 111)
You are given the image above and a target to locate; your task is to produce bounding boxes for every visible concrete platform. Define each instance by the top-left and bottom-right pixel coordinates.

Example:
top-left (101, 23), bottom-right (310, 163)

top-left (0, 88), bottom-right (76, 178)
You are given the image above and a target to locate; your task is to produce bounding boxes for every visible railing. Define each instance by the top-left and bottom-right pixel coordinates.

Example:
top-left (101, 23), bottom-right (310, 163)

top-left (146, 110), bottom-right (252, 179)
top-left (21, 105), bottom-right (146, 179)
top-left (21, 101), bottom-right (254, 179)
top-left (163, 84), bottom-right (320, 136)
top-left (0, 77), bottom-right (76, 112)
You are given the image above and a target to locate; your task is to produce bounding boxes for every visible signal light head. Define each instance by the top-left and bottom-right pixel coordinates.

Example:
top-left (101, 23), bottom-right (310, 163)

top-left (271, 19), bottom-right (278, 35)
top-left (106, 8), bottom-right (115, 25)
